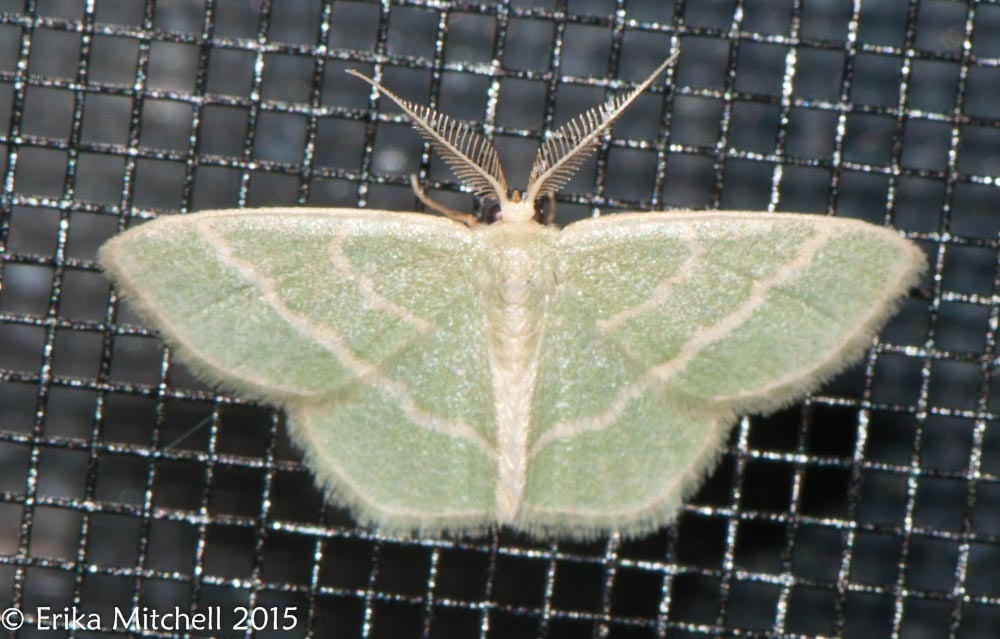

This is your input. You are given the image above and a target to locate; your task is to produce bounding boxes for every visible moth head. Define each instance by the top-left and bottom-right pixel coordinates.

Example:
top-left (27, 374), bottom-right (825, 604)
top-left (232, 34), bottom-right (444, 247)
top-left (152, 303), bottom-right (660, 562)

top-left (347, 52), bottom-right (676, 225)
top-left (499, 190), bottom-right (537, 223)
top-left (483, 191), bottom-right (552, 225)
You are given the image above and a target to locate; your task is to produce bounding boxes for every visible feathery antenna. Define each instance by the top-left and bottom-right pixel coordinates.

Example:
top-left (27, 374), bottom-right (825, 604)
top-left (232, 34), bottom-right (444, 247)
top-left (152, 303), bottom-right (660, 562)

top-left (347, 69), bottom-right (508, 203)
top-left (524, 52), bottom-right (677, 205)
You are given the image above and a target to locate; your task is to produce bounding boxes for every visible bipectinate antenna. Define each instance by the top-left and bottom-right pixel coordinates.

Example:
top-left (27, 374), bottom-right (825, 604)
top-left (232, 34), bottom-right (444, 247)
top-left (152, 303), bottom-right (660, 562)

top-left (523, 53), bottom-right (677, 206)
top-left (348, 69), bottom-right (508, 204)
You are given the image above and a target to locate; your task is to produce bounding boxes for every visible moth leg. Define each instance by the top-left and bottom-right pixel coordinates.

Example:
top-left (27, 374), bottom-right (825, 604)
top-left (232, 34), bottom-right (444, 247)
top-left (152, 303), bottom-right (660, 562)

top-left (410, 175), bottom-right (478, 227)
top-left (542, 192), bottom-right (557, 226)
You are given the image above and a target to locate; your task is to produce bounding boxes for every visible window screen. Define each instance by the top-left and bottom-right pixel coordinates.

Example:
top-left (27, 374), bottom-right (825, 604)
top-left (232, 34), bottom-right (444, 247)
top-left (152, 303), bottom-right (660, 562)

top-left (0, 1), bottom-right (998, 638)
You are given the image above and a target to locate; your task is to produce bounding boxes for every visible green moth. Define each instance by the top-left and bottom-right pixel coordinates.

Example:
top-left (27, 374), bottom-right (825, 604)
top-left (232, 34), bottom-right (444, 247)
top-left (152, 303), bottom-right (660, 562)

top-left (98, 56), bottom-right (925, 538)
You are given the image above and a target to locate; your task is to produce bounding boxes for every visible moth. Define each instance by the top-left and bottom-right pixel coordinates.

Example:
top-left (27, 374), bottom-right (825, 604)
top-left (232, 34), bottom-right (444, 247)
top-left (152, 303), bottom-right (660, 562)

top-left (99, 56), bottom-right (925, 538)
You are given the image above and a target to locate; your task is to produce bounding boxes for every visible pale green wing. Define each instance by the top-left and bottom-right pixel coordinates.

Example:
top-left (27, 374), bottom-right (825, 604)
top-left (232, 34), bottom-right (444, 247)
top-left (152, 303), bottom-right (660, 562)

top-left (99, 209), bottom-right (498, 532)
top-left (522, 211), bottom-right (925, 536)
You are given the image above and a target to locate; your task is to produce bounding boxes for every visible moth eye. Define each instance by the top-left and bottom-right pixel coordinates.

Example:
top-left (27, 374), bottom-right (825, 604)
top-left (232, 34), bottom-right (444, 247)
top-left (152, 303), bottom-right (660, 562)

top-left (533, 200), bottom-right (546, 224)
top-left (483, 201), bottom-right (503, 224)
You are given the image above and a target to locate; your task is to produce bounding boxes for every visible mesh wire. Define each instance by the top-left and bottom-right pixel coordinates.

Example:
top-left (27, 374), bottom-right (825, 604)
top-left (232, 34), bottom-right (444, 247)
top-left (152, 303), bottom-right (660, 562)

top-left (0, 0), bottom-right (999, 637)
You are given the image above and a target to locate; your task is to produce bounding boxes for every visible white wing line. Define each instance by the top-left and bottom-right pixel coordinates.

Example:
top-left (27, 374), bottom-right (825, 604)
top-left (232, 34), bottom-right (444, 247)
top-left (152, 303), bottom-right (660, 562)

top-left (200, 225), bottom-right (496, 458)
top-left (712, 244), bottom-right (914, 403)
top-left (596, 238), bottom-right (705, 335)
top-left (643, 224), bottom-right (835, 384)
top-left (295, 404), bottom-right (488, 519)
top-left (328, 234), bottom-right (433, 334)
top-left (108, 255), bottom-right (314, 399)
top-left (524, 415), bottom-right (729, 517)
top-left (531, 223), bottom-right (833, 455)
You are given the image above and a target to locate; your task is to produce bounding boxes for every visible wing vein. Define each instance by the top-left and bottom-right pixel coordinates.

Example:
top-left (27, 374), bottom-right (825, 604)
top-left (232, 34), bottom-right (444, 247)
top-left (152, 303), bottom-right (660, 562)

top-left (531, 222), bottom-right (834, 455)
top-left (294, 404), bottom-right (488, 519)
top-left (328, 233), bottom-right (433, 333)
top-left (200, 223), bottom-right (496, 457)
top-left (597, 237), bottom-right (705, 334)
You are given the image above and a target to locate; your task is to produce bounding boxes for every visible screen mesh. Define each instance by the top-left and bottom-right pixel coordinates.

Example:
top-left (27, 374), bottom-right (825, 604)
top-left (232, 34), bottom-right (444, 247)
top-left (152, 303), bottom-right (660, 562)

top-left (1, 1), bottom-right (999, 637)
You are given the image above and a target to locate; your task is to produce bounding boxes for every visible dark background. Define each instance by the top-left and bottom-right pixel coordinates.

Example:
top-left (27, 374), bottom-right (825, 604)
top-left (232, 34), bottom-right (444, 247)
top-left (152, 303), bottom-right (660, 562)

top-left (1, 0), bottom-right (999, 637)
